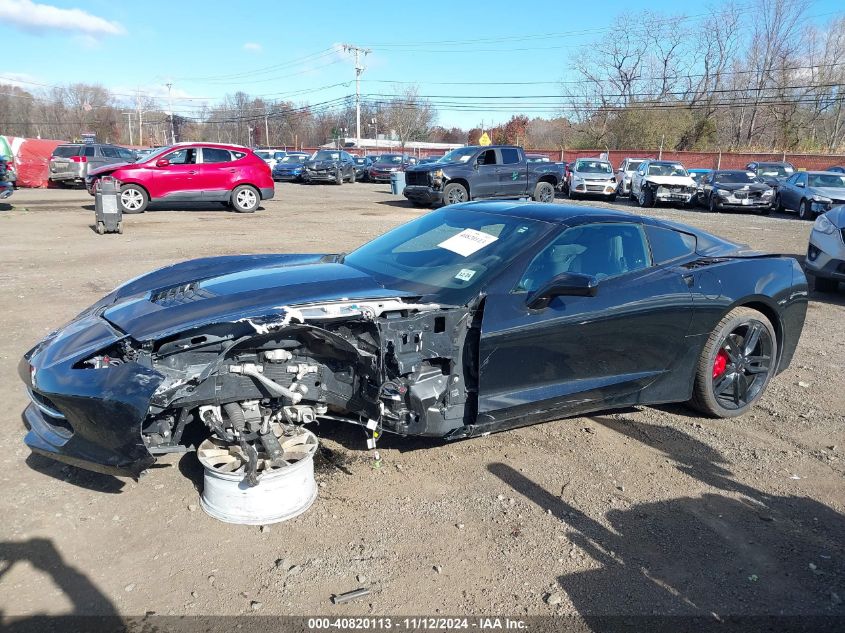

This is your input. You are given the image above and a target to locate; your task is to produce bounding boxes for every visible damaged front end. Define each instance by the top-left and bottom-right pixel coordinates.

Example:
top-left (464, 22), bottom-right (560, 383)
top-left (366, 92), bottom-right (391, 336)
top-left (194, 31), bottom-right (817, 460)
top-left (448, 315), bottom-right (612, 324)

top-left (22, 296), bottom-right (479, 481)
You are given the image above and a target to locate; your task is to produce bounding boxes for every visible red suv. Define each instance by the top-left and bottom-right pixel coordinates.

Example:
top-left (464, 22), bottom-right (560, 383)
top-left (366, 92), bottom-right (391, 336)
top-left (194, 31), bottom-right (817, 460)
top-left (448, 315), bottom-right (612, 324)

top-left (85, 143), bottom-right (274, 213)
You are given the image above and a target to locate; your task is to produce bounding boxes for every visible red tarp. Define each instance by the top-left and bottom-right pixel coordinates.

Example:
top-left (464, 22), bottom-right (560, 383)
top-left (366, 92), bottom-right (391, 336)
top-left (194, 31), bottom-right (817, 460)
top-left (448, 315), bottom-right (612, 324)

top-left (2, 136), bottom-right (64, 188)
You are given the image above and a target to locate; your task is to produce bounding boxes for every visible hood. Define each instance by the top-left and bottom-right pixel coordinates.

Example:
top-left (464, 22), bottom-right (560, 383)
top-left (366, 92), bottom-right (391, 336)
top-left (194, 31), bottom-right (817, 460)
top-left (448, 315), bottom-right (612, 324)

top-left (101, 261), bottom-right (411, 341)
top-left (808, 187), bottom-right (845, 202)
top-left (88, 162), bottom-right (134, 177)
top-left (274, 161), bottom-right (305, 170)
top-left (713, 182), bottom-right (771, 192)
top-left (823, 205), bottom-right (845, 228)
top-left (643, 175), bottom-right (696, 186)
top-left (305, 160), bottom-right (338, 169)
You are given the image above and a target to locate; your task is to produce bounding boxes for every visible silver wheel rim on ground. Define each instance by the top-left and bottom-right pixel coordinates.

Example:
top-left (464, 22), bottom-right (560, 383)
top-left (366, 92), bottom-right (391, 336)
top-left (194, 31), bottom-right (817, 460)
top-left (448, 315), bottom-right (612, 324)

top-left (120, 188), bottom-right (143, 211)
top-left (538, 185), bottom-right (554, 203)
top-left (236, 188), bottom-right (257, 209)
top-left (197, 428), bottom-right (319, 525)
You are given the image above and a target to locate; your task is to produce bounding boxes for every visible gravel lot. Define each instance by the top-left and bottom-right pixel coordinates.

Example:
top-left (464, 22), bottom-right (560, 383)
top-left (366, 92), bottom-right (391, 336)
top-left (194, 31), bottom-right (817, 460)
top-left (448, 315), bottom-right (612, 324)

top-left (0, 183), bottom-right (843, 622)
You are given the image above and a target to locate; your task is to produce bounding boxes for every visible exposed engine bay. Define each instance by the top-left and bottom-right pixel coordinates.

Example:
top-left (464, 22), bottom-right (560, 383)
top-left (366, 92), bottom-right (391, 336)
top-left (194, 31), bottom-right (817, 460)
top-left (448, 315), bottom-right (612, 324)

top-left (84, 298), bottom-right (478, 484)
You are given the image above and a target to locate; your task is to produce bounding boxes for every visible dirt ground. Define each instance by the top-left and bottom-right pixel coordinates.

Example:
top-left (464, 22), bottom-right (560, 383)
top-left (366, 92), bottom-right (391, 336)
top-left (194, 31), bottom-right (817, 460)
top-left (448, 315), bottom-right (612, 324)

top-left (0, 183), bottom-right (843, 624)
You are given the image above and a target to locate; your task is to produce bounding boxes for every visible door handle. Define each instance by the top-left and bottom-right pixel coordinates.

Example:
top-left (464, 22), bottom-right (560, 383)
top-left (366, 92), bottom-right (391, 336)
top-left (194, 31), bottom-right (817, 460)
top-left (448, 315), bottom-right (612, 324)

top-left (188, 170), bottom-right (198, 175)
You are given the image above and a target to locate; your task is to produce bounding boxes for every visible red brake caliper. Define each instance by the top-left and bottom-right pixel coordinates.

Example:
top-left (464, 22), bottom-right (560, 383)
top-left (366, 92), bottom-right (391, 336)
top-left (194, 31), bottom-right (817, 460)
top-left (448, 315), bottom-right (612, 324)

top-left (713, 349), bottom-right (729, 379)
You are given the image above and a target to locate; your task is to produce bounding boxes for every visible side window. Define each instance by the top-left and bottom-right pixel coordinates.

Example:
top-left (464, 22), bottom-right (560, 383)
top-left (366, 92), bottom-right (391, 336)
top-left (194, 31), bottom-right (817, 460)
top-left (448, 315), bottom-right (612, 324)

top-left (637, 162), bottom-right (647, 175)
top-left (796, 173), bottom-right (807, 186)
top-left (785, 174), bottom-right (798, 185)
top-left (232, 151), bottom-right (246, 160)
top-left (477, 149), bottom-right (497, 166)
top-left (100, 146), bottom-right (119, 158)
top-left (118, 148), bottom-right (135, 161)
top-left (516, 223), bottom-right (651, 292)
top-left (83, 145), bottom-right (96, 157)
top-left (500, 148), bottom-right (520, 165)
top-left (202, 147), bottom-right (231, 163)
top-left (165, 148), bottom-right (197, 165)
top-left (645, 226), bottom-right (697, 264)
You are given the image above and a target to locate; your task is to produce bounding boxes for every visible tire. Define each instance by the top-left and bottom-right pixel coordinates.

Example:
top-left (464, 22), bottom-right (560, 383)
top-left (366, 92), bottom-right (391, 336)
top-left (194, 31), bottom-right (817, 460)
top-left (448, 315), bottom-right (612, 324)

top-left (117, 222), bottom-right (124, 235)
top-left (231, 185), bottom-right (259, 213)
top-left (442, 182), bottom-right (468, 205)
top-left (639, 187), bottom-right (655, 208)
top-left (335, 169), bottom-right (343, 185)
top-left (567, 188), bottom-right (579, 200)
top-left (118, 184), bottom-right (148, 214)
top-left (96, 221), bottom-right (104, 235)
top-left (607, 194), bottom-right (617, 203)
top-left (773, 193), bottom-right (783, 212)
top-left (350, 169), bottom-right (356, 184)
top-left (708, 194), bottom-right (720, 213)
top-left (798, 199), bottom-right (815, 221)
top-left (813, 275), bottom-right (839, 293)
top-left (688, 307), bottom-right (778, 418)
top-left (533, 181), bottom-right (555, 203)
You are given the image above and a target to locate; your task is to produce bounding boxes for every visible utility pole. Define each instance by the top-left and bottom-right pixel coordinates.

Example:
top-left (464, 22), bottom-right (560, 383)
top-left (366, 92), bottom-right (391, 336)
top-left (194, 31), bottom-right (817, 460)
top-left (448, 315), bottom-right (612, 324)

top-left (122, 112), bottom-right (133, 145)
top-left (264, 112), bottom-right (270, 148)
top-left (342, 44), bottom-right (371, 150)
top-left (166, 82), bottom-right (175, 144)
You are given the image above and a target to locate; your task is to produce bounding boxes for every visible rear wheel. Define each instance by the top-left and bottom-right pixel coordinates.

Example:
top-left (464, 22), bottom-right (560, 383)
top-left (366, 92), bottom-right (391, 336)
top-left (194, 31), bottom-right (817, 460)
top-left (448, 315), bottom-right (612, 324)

top-left (231, 185), bottom-right (259, 213)
top-left (118, 184), bottom-right (148, 214)
top-left (533, 181), bottom-right (555, 203)
top-left (688, 307), bottom-right (777, 418)
top-left (350, 169), bottom-right (356, 183)
top-left (442, 182), bottom-right (468, 205)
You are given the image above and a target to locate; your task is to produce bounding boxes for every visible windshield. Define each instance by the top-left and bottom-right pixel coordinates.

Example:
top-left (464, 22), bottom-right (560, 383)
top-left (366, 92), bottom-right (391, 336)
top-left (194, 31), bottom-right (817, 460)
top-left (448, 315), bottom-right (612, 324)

top-left (376, 154), bottom-right (403, 164)
top-left (254, 151), bottom-right (271, 160)
top-left (625, 160), bottom-right (643, 172)
top-left (354, 157), bottom-right (368, 165)
top-left (809, 173), bottom-right (845, 188)
top-left (343, 207), bottom-right (549, 305)
top-left (52, 145), bottom-right (81, 158)
top-left (528, 156), bottom-right (550, 163)
top-left (279, 154), bottom-right (306, 164)
top-left (648, 163), bottom-right (688, 177)
top-left (313, 150), bottom-right (340, 160)
top-left (439, 147), bottom-right (477, 164)
top-left (756, 164), bottom-right (794, 178)
top-left (139, 146), bottom-right (174, 163)
top-left (715, 171), bottom-right (757, 184)
top-left (689, 171), bottom-right (710, 183)
top-left (575, 160), bottom-right (612, 174)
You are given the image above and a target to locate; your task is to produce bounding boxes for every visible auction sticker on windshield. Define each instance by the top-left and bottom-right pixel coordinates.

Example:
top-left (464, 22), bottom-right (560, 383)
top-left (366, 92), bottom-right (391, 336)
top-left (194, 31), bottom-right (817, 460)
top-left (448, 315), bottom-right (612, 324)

top-left (438, 229), bottom-right (498, 257)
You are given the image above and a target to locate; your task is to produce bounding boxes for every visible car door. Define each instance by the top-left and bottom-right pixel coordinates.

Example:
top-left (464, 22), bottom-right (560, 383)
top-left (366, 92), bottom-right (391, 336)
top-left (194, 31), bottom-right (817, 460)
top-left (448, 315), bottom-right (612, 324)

top-left (153, 147), bottom-right (199, 199)
top-left (498, 147), bottom-right (528, 196)
top-left (473, 148), bottom-right (500, 198)
top-left (631, 161), bottom-right (647, 196)
top-left (476, 222), bottom-right (694, 424)
top-left (197, 147), bottom-right (235, 200)
top-left (781, 173), bottom-right (804, 211)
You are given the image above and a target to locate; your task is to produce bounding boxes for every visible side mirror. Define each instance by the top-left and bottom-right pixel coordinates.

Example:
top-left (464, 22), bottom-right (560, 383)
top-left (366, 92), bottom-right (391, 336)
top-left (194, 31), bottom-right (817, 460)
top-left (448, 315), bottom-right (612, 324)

top-left (526, 272), bottom-right (598, 310)
top-left (796, 182), bottom-right (805, 188)
top-left (155, 158), bottom-right (170, 167)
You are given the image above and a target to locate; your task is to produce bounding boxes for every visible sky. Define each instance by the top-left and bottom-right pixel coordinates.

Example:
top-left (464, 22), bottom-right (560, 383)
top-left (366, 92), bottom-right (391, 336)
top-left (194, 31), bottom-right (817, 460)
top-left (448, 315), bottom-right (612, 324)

top-left (1, 0), bottom-right (843, 131)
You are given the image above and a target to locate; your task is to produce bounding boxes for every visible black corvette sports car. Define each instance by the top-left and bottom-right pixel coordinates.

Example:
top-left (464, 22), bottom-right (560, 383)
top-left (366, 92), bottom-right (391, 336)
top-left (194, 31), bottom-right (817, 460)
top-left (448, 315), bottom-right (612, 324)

top-left (19, 202), bottom-right (808, 479)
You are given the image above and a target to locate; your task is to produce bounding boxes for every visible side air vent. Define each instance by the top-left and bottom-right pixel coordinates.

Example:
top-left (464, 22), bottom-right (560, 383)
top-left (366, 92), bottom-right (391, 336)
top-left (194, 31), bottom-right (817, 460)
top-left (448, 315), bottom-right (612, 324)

top-left (150, 282), bottom-right (216, 306)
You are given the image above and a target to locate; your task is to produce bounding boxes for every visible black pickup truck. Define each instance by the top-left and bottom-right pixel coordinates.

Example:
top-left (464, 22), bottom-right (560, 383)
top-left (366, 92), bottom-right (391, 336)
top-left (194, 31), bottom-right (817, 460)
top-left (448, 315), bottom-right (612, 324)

top-left (403, 145), bottom-right (563, 207)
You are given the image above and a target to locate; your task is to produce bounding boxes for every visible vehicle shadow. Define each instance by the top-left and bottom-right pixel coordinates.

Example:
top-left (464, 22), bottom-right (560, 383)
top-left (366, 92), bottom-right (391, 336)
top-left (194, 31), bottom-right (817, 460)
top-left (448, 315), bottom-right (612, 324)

top-left (374, 199), bottom-right (423, 209)
top-left (24, 454), bottom-right (125, 494)
top-left (309, 417), bottom-right (445, 455)
top-left (80, 202), bottom-right (264, 213)
top-left (488, 457), bottom-right (845, 623)
top-left (0, 537), bottom-right (122, 632)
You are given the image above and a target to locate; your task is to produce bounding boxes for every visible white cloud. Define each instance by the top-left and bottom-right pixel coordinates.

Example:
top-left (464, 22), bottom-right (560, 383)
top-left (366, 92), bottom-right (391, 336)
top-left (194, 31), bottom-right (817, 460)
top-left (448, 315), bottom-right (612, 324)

top-left (0, 0), bottom-right (125, 36)
top-left (243, 42), bottom-right (262, 53)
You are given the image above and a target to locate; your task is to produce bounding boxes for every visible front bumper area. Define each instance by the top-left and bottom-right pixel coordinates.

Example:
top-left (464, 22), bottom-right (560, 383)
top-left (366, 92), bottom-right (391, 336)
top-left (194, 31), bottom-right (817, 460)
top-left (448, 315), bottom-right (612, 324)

top-left (713, 194), bottom-right (773, 210)
top-left (655, 190), bottom-right (695, 204)
top-left (304, 169), bottom-right (339, 183)
top-left (273, 171), bottom-right (303, 181)
top-left (19, 331), bottom-right (163, 478)
top-left (403, 185), bottom-right (443, 205)
top-left (806, 232), bottom-right (845, 281)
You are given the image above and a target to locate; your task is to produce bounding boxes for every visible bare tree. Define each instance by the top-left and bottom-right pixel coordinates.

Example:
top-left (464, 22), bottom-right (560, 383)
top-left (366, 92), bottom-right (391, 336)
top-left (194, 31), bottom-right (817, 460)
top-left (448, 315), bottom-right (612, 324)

top-left (383, 85), bottom-right (435, 150)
